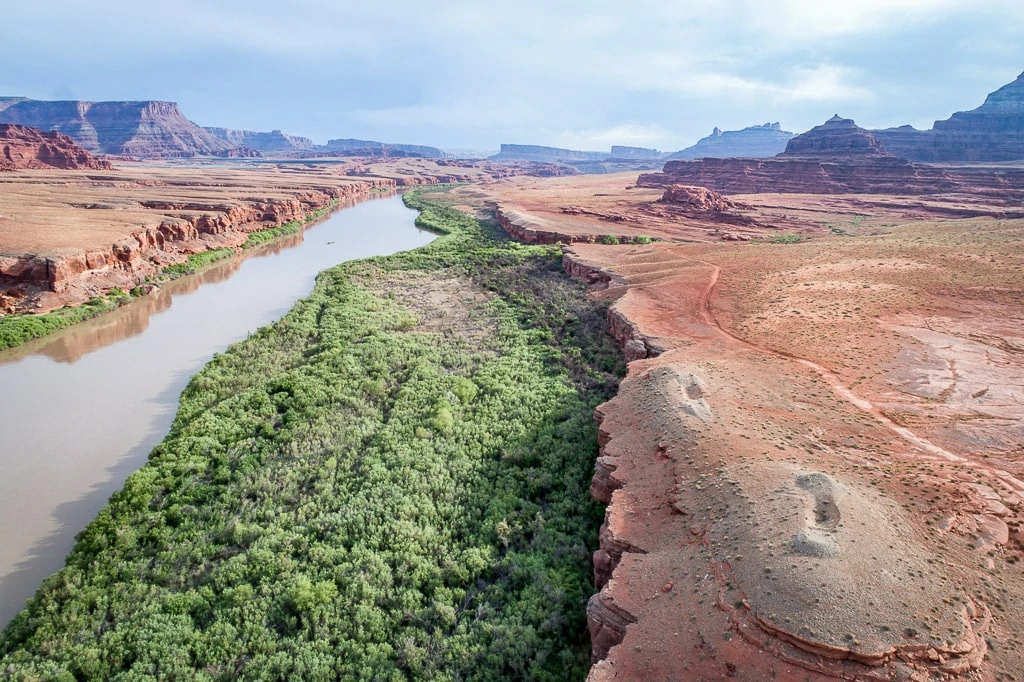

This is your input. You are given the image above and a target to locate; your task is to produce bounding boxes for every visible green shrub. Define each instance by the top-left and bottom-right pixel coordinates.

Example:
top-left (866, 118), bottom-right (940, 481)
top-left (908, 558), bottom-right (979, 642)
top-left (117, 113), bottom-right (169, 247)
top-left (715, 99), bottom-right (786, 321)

top-left (161, 248), bottom-right (234, 277)
top-left (0, 292), bottom-right (132, 350)
top-left (0, 189), bottom-right (625, 680)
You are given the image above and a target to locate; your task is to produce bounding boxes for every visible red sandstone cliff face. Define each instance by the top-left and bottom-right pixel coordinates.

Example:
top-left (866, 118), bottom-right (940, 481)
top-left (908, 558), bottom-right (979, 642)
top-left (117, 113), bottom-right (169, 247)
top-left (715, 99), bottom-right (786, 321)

top-left (495, 206), bottom-right (653, 245)
top-left (0, 124), bottom-right (112, 171)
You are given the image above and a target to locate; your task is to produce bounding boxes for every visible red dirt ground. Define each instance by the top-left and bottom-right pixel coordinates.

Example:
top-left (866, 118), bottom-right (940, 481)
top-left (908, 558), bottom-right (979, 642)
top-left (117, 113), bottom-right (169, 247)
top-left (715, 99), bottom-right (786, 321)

top-left (460, 178), bottom-right (1024, 681)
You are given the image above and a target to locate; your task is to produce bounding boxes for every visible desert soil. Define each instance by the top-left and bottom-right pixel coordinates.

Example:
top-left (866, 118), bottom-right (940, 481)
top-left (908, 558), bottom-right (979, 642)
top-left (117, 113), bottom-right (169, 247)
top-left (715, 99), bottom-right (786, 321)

top-left (464, 175), bottom-right (1024, 680)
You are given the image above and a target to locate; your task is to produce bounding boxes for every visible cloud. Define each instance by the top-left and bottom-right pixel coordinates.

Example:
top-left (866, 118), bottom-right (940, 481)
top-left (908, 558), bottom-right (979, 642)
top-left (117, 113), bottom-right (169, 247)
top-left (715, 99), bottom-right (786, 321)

top-left (1, 0), bottom-right (1022, 148)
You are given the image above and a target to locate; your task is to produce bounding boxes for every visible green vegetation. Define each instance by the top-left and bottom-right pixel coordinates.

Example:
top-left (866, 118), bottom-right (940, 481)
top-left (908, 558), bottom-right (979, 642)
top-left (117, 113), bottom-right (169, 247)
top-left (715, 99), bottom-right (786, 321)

top-left (243, 203), bottom-right (339, 250)
top-left (161, 248), bottom-right (236, 277)
top-left (0, 189), bottom-right (624, 680)
top-left (243, 222), bottom-right (303, 249)
top-left (767, 233), bottom-right (804, 244)
top-left (599, 235), bottom-right (619, 245)
top-left (0, 204), bottom-right (342, 353)
top-left (633, 235), bottom-right (652, 244)
top-left (0, 289), bottom-right (133, 351)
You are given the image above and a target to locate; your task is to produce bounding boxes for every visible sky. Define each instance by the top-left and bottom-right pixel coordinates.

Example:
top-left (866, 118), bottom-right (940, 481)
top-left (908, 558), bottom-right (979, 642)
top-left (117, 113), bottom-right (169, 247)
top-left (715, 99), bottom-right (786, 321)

top-left (2, 1), bottom-right (1023, 152)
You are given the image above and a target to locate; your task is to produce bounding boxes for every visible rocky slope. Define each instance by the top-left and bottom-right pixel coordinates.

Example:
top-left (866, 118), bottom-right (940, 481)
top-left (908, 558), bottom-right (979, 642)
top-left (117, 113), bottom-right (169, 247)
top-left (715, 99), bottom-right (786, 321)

top-left (874, 71), bottom-right (1024, 162)
top-left (784, 115), bottom-right (887, 156)
top-left (0, 99), bottom-right (236, 159)
top-left (638, 115), bottom-right (1024, 197)
top-left (0, 124), bottom-right (112, 171)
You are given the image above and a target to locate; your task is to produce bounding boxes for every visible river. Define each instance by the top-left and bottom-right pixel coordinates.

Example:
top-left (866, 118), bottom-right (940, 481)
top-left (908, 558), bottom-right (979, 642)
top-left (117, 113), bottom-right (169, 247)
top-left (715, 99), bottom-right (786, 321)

top-left (0, 195), bottom-right (434, 627)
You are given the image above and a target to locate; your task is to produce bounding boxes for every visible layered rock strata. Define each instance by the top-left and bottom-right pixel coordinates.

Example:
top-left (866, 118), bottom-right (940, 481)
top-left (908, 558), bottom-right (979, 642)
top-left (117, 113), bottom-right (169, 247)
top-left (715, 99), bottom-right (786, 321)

top-left (0, 179), bottom-right (391, 313)
top-left (0, 99), bottom-right (235, 158)
top-left (874, 71), bottom-right (1024, 162)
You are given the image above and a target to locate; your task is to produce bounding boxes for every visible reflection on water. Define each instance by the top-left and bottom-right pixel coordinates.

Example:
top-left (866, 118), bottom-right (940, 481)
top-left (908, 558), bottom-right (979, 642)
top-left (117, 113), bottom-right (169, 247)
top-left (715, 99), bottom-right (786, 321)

top-left (0, 196), bottom-right (433, 626)
top-left (27, 232), bottom-right (304, 364)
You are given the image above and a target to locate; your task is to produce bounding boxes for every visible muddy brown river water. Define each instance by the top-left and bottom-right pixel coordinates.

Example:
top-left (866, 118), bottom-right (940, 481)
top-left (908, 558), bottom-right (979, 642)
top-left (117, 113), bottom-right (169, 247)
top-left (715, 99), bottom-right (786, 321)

top-left (0, 196), bottom-right (434, 626)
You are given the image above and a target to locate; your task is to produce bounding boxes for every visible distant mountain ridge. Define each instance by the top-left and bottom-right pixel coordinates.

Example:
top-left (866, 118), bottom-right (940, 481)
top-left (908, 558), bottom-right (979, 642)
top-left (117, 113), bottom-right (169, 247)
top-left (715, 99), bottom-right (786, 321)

top-left (0, 97), bottom-right (448, 160)
top-left (873, 71), bottom-right (1024, 162)
top-left (668, 123), bottom-right (794, 160)
top-left (321, 138), bottom-right (446, 158)
top-left (203, 127), bottom-right (316, 153)
top-left (490, 124), bottom-right (795, 168)
top-left (489, 144), bottom-right (610, 162)
top-left (0, 99), bottom-right (235, 158)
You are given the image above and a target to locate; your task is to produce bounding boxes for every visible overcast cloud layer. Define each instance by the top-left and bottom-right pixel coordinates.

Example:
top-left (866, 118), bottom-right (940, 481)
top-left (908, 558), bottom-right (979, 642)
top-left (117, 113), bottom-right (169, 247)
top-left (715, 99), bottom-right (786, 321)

top-left (3, 1), bottom-right (1023, 151)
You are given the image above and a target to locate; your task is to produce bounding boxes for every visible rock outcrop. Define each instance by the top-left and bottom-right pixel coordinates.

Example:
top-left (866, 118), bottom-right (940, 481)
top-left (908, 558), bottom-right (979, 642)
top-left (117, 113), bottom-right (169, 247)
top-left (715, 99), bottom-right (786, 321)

top-left (668, 122), bottom-right (794, 160)
top-left (0, 124), bottom-right (112, 171)
top-left (660, 184), bottom-right (736, 211)
top-left (638, 115), bottom-right (1024, 197)
top-left (0, 99), bottom-right (236, 159)
top-left (546, 241), bottom-right (1012, 680)
top-left (874, 71), bottom-right (1024, 161)
top-left (784, 115), bottom-right (887, 157)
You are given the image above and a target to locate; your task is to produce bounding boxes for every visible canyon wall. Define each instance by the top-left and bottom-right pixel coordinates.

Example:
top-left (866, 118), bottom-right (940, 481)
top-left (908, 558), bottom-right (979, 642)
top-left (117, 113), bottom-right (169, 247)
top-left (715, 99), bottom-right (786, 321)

top-left (0, 180), bottom-right (394, 312)
top-left (202, 127), bottom-right (316, 154)
top-left (0, 99), bottom-right (236, 158)
top-left (874, 71), bottom-right (1024, 162)
top-left (639, 115), bottom-right (1024, 198)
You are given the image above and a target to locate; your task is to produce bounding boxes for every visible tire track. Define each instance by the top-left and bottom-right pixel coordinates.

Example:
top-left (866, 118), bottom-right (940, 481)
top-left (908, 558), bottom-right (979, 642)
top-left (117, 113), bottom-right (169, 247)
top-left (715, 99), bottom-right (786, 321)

top-left (692, 258), bottom-right (1024, 494)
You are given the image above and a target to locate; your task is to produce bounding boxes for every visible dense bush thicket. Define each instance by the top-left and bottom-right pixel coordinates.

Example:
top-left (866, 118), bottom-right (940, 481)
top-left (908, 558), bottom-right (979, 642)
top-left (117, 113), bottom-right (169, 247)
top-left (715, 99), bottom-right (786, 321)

top-left (0, 190), bottom-right (624, 680)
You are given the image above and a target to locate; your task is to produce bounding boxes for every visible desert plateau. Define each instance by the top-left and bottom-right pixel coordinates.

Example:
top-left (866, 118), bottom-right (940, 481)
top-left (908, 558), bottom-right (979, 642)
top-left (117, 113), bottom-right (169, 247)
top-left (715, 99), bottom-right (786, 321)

top-left (2, 5), bottom-right (1024, 681)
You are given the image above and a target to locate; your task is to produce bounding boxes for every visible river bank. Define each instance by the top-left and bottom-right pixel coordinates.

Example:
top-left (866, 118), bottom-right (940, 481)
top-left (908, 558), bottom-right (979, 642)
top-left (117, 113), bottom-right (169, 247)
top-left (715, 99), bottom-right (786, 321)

top-left (0, 196), bottom-right (437, 630)
top-left (0, 189), bottom-right (624, 679)
top-left (0, 202), bottom-right (343, 350)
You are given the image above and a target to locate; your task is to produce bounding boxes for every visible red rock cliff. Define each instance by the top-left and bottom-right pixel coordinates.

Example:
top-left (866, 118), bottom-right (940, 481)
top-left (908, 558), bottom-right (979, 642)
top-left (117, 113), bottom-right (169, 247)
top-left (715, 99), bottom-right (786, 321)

top-left (0, 124), bottom-right (112, 171)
